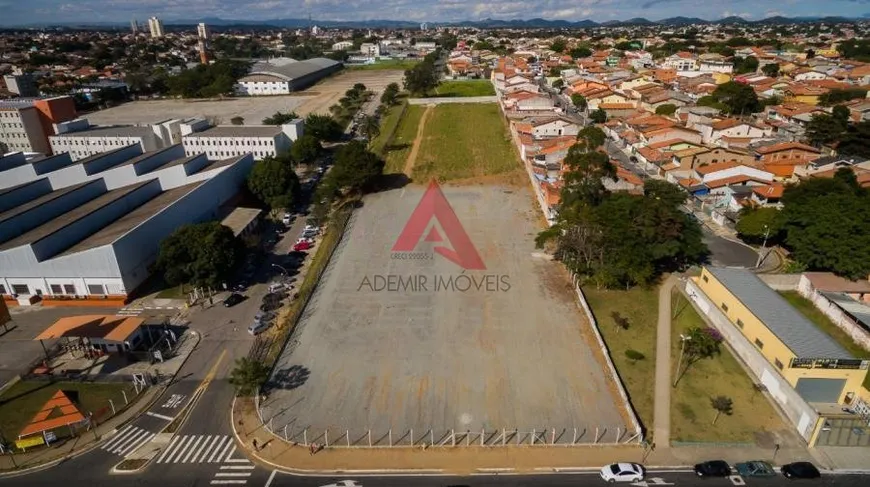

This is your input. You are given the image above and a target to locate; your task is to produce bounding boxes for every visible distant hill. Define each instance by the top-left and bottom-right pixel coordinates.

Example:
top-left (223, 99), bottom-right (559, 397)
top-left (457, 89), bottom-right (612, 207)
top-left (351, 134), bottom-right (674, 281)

top-left (5, 14), bottom-right (861, 30)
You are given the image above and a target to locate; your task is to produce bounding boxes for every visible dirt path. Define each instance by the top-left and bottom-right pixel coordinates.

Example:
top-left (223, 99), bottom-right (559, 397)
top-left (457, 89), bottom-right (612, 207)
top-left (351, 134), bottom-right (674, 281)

top-left (402, 105), bottom-right (434, 177)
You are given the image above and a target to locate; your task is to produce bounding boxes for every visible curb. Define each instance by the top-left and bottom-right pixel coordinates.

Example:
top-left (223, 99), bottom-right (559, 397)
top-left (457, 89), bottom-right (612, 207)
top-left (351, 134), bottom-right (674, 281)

top-left (0, 329), bottom-right (201, 478)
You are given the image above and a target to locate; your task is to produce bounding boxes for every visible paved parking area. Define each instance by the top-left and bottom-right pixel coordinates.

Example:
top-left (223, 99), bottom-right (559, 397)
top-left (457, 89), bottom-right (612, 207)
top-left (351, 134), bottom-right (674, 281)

top-left (85, 69), bottom-right (405, 126)
top-left (262, 185), bottom-right (629, 445)
top-left (0, 306), bottom-right (120, 389)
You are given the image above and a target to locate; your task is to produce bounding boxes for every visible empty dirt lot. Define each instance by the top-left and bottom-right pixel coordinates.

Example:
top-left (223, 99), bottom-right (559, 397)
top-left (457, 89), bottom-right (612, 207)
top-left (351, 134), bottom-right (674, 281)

top-left (85, 69), bottom-right (405, 126)
top-left (261, 185), bottom-right (631, 446)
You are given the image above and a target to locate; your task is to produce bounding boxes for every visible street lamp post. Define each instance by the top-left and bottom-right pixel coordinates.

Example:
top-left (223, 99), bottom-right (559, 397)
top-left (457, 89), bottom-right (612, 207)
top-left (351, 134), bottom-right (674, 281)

top-left (755, 224), bottom-right (771, 268)
top-left (673, 334), bottom-right (692, 387)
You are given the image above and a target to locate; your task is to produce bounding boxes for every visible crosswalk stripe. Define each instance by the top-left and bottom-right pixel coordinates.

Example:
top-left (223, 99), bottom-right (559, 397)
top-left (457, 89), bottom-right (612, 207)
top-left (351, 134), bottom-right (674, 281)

top-left (180, 435), bottom-right (205, 463)
top-left (119, 432), bottom-right (154, 456)
top-left (102, 425), bottom-right (135, 451)
top-left (216, 441), bottom-right (235, 463)
top-left (220, 465), bottom-right (255, 470)
top-left (155, 435), bottom-right (181, 463)
top-left (194, 435), bottom-right (220, 463)
top-left (210, 481), bottom-right (247, 485)
top-left (111, 428), bottom-right (150, 453)
top-left (208, 436), bottom-right (230, 463)
top-left (164, 435), bottom-right (194, 464)
top-left (214, 472), bottom-right (253, 477)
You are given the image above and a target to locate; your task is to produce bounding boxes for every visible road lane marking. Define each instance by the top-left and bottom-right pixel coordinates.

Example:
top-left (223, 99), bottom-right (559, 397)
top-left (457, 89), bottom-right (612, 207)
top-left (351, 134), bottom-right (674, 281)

top-left (217, 441), bottom-right (236, 463)
top-left (265, 470), bottom-right (277, 487)
top-left (220, 465), bottom-right (255, 470)
top-left (181, 435), bottom-right (205, 463)
top-left (194, 435), bottom-right (220, 463)
top-left (215, 472), bottom-right (253, 477)
top-left (163, 435), bottom-right (194, 463)
top-left (210, 481), bottom-right (247, 485)
top-left (146, 411), bottom-right (174, 421)
top-left (208, 436), bottom-right (230, 463)
top-left (155, 436), bottom-right (181, 463)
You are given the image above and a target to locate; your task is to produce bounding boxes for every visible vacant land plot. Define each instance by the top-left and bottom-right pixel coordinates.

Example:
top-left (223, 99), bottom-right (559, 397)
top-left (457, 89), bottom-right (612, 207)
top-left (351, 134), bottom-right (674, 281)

top-left (670, 292), bottom-right (787, 443)
top-left (780, 291), bottom-right (870, 389)
top-left (85, 70), bottom-right (404, 126)
top-left (0, 381), bottom-right (130, 441)
top-left (434, 80), bottom-right (496, 97)
top-left (383, 105), bottom-right (426, 174)
top-left (413, 104), bottom-right (518, 182)
top-left (262, 186), bottom-right (629, 445)
top-left (583, 287), bottom-right (658, 432)
top-left (348, 60), bottom-right (420, 71)
top-left (370, 101), bottom-right (407, 156)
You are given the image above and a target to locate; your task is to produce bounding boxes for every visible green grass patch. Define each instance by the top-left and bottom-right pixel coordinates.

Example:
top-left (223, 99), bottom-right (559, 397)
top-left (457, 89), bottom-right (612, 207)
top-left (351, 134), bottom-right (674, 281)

top-left (265, 204), bottom-right (355, 366)
top-left (0, 381), bottom-right (132, 443)
top-left (413, 104), bottom-right (518, 181)
top-left (432, 80), bottom-right (496, 97)
top-left (779, 291), bottom-right (870, 389)
top-left (155, 283), bottom-right (191, 299)
top-left (670, 292), bottom-right (784, 442)
top-left (347, 59), bottom-right (420, 71)
top-left (383, 105), bottom-right (426, 174)
top-left (370, 102), bottom-right (406, 156)
top-left (583, 287), bottom-right (658, 434)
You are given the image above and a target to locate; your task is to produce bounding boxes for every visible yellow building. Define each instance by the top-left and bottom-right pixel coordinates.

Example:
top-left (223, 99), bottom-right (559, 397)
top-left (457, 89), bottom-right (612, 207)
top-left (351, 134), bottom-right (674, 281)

top-left (696, 267), bottom-right (869, 405)
top-left (711, 72), bottom-right (732, 85)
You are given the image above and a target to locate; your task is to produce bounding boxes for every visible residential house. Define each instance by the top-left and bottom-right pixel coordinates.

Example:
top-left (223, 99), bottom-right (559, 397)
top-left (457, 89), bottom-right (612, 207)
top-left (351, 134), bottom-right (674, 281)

top-left (598, 103), bottom-right (638, 119)
top-left (663, 52), bottom-right (698, 71)
top-left (756, 142), bottom-right (821, 163)
top-left (640, 125), bottom-right (703, 146)
top-left (696, 118), bottom-right (771, 144)
top-left (698, 53), bottom-right (733, 74)
top-left (503, 91), bottom-right (553, 112)
top-left (750, 182), bottom-right (785, 207)
top-left (783, 84), bottom-right (829, 105)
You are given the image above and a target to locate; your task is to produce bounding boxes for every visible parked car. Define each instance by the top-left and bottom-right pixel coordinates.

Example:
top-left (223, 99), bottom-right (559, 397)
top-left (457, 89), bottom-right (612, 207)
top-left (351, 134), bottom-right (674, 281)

top-left (282, 213), bottom-right (293, 225)
top-left (268, 282), bottom-right (286, 293)
top-left (293, 240), bottom-right (313, 251)
top-left (599, 463), bottom-right (644, 483)
top-left (781, 462), bottom-right (821, 480)
top-left (735, 461), bottom-right (775, 477)
top-left (694, 460), bottom-right (731, 477)
top-left (303, 224), bottom-right (320, 233)
top-left (247, 321), bottom-right (270, 335)
top-left (222, 293), bottom-right (245, 307)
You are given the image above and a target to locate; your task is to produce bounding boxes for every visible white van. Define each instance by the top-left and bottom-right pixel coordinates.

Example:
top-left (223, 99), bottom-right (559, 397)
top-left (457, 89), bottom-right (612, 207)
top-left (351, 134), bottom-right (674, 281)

top-left (248, 321), bottom-right (270, 335)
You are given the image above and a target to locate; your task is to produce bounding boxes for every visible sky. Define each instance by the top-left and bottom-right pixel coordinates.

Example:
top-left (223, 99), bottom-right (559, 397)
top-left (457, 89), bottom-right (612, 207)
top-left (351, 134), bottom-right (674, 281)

top-left (0, 0), bottom-right (869, 26)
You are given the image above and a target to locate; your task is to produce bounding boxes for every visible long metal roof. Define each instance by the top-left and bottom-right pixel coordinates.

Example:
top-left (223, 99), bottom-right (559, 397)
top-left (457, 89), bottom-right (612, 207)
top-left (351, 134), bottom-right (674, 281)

top-left (245, 57), bottom-right (341, 82)
top-left (707, 267), bottom-right (853, 359)
top-left (819, 291), bottom-right (870, 332)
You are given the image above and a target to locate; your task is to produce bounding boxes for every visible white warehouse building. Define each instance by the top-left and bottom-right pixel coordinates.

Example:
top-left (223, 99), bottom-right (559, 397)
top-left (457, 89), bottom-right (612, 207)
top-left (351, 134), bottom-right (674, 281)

top-left (0, 144), bottom-right (254, 304)
top-left (182, 120), bottom-right (303, 161)
top-left (234, 57), bottom-right (342, 95)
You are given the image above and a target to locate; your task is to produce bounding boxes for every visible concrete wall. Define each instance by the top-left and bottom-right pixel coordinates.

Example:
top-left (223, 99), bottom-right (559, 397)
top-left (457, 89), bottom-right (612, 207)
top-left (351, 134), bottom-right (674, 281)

top-left (684, 278), bottom-right (820, 443)
top-left (758, 273), bottom-right (801, 290)
top-left (798, 275), bottom-right (870, 351)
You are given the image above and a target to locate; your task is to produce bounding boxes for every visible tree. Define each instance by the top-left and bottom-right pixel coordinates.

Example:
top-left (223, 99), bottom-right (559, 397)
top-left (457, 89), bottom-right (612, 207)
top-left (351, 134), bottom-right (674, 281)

top-left (358, 114), bottom-right (381, 141)
top-left (710, 82), bottom-right (761, 116)
top-left (262, 111), bottom-right (299, 125)
top-left (570, 46), bottom-right (592, 59)
top-left (696, 95), bottom-right (727, 112)
top-left (837, 120), bottom-right (870, 157)
top-left (230, 116), bottom-right (244, 125)
top-left (550, 39), bottom-right (567, 53)
top-left (571, 93), bottom-right (588, 111)
top-left (736, 207), bottom-right (785, 244)
top-left (289, 134), bottom-right (322, 164)
top-left (380, 82), bottom-right (400, 105)
top-left (304, 113), bottom-right (344, 142)
top-left (780, 175), bottom-right (870, 279)
top-left (403, 59), bottom-right (439, 95)
top-left (625, 350), bottom-right (645, 363)
top-left (805, 112), bottom-right (847, 146)
top-left (733, 56), bottom-right (759, 74)
top-left (611, 311), bottom-right (630, 332)
top-left (684, 327), bottom-right (723, 364)
top-left (655, 104), bottom-right (678, 116)
top-left (761, 63), bottom-right (780, 77)
top-left (552, 79), bottom-right (564, 89)
top-left (328, 140), bottom-right (385, 192)
top-left (819, 88), bottom-right (867, 106)
top-left (228, 357), bottom-right (270, 396)
top-left (246, 156), bottom-right (302, 209)
top-left (710, 396), bottom-right (734, 425)
top-left (352, 83), bottom-right (366, 92)
top-left (589, 108), bottom-right (607, 124)
top-left (153, 222), bottom-right (242, 288)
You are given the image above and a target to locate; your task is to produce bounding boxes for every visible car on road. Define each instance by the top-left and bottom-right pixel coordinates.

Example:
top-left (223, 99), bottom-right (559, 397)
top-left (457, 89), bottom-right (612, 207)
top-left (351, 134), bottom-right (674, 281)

top-left (293, 240), bottom-right (313, 251)
top-left (282, 212), bottom-right (293, 225)
top-left (694, 460), bottom-right (731, 477)
top-left (735, 461), bottom-right (775, 477)
top-left (222, 293), bottom-right (245, 307)
top-left (599, 463), bottom-right (644, 483)
top-left (781, 462), bottom-right (821, 480)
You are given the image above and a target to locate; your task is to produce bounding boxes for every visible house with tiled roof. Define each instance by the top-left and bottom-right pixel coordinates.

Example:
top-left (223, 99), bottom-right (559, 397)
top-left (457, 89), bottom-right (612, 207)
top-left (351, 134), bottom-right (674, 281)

top-left (695, 118), bottom-right (771, 144)
top-left (783, 84), bottom-right (829, 105)
top-left (756, 141), bottom-right (821, 162)
top-left (750, 182), bottom-right (785, 207)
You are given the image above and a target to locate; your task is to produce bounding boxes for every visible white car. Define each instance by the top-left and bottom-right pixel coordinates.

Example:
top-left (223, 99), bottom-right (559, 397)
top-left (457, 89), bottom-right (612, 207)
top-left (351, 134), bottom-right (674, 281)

top-left (600, 463), bottom-right (644, 483)
top-left (282, 213), bottom-right (292, 225)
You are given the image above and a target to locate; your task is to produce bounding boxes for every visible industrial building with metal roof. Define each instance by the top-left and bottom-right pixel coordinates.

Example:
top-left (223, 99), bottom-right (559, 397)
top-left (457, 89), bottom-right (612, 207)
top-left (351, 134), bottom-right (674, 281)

top-left (0, 143), bottom-right (254, 305)
top-left (235, 57), bottom-right (343, 95)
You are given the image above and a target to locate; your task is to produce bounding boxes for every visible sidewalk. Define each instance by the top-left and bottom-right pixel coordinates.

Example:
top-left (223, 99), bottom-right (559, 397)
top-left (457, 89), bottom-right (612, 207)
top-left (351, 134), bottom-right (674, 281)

top-left (232, 397), bottom-right (835, 474)
top-left (652, 275), bottom-right (678, 447)
top-left (0, 385), bottom-right (163, 474)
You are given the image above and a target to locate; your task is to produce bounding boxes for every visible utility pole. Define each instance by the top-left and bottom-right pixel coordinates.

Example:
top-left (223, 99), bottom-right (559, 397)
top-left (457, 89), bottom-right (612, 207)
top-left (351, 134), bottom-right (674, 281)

top-left (755, 224), bottom-right (771, 268)
top-left (673, 334), bottom-right (691, 387)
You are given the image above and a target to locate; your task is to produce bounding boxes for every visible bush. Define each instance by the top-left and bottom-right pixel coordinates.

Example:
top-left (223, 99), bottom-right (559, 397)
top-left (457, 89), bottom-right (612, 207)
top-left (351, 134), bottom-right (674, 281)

top-left (625, 350), bottom-right (646, 362)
